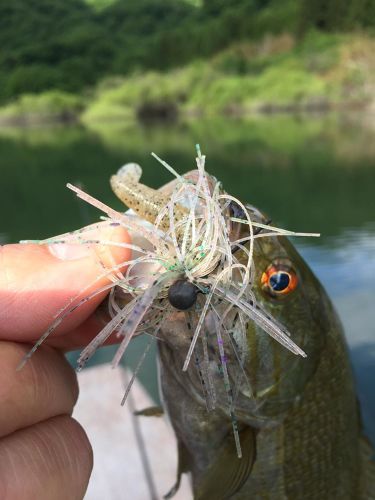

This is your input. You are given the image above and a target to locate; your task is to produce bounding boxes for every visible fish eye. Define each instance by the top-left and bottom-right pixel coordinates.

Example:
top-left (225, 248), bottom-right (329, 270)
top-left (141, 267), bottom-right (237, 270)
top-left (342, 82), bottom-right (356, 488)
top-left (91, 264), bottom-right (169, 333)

top-left (168, 279), bottom-right (199, 310)
top-left (261, 262), bottom-right (298, 298)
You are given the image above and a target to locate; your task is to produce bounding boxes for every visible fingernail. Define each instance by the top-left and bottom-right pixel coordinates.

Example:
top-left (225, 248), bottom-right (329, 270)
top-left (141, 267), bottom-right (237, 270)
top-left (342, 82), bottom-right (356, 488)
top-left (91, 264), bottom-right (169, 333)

top-left (49, 243), bottom-right (92, 261)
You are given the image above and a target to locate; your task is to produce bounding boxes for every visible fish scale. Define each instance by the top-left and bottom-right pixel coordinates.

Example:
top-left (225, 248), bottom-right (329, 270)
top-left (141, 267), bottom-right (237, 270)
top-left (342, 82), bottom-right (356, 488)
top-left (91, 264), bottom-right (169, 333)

top-left (230, 325), bottom-right (361, 499)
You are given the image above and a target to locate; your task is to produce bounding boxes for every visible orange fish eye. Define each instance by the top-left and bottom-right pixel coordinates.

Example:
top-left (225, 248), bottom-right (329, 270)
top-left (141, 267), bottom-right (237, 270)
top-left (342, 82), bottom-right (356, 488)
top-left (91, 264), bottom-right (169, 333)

top-left (261, 264), bottom-right (298, 297)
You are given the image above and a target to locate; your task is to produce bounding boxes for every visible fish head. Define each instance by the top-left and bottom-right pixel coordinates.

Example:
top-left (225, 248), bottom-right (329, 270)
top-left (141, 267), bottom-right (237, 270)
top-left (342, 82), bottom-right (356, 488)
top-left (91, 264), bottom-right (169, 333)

top-left (158, 200), bottom-right (336, 427)
top-left (110, 161), bottom-right (336, 426)
top-left (236, 206), bottom-right (335, 422)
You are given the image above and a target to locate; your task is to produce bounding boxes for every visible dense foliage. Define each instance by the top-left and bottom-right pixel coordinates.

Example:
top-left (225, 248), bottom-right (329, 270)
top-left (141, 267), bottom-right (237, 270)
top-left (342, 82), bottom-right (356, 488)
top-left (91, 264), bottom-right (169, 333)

top-left (300, 0), bottom-right (375, 32)
top-left (1, 0), bottom-right (373, 104)
top-left (0, 0), bottom-right (374, 102)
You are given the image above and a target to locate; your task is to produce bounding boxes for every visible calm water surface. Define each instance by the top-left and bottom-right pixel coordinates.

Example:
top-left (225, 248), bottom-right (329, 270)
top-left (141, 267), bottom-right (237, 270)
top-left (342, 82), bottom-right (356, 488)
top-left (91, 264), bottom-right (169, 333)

top-left (1, 114), bottom-right (374, 444)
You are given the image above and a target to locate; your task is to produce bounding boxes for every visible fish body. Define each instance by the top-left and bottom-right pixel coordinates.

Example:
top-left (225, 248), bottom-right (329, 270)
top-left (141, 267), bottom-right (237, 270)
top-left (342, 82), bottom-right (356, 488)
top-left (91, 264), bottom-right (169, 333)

top-left (109, 161), bottom-right (373, 498)
top-left (158, 211), bottom-right (373, 499)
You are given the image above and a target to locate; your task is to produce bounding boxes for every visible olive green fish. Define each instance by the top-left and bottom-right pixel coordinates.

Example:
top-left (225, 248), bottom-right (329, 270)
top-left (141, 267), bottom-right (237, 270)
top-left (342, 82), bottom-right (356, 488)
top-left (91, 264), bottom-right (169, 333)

top-left (157, 205), bottom-right (375, 499)
top-left (107, 159), bottom-right (374, 499)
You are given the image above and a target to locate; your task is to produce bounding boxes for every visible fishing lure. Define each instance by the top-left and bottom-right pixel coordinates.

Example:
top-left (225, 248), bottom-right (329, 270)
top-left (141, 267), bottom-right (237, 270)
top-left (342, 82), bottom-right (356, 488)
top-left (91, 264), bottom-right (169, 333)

top-left (19, 146), bottom-right (327, 494)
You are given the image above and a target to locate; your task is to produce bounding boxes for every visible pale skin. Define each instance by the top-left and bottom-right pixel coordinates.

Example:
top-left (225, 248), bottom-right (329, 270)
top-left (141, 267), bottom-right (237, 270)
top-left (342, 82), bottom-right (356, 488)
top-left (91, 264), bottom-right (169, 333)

top-left (0, 224), bottom-right (131, 500)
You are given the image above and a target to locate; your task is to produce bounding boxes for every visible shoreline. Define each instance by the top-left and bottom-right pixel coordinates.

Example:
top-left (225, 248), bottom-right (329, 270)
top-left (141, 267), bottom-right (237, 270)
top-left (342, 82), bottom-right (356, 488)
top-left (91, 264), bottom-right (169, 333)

top-left (1, 32), bottom-right (373, 129)
top-left (0, 98), bottom-right (372, 129)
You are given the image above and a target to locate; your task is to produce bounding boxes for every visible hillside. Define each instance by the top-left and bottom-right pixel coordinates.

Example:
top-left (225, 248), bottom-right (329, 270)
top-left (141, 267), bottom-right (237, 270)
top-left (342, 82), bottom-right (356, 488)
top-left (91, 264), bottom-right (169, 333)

top-left (1, 0), bottom-right (374, 103)
top-left (82, 32), bottom-right (375, 123)
top-left (0, 0), bottom-right (374, 125)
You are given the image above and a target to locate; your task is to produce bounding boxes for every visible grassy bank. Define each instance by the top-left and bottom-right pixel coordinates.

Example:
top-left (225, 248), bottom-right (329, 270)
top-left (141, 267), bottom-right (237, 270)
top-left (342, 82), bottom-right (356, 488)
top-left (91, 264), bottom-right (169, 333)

top-left (0, 91), bottom-right (84, 126)
top-left (83, 32), bottom-right (374, 123)
top-left (0, 31), bottom-right (374, 126)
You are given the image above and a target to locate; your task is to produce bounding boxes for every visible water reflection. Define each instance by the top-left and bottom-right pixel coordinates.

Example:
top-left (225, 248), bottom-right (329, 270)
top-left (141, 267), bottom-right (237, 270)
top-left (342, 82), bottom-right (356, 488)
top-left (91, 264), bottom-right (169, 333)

top-left (1, 115), bottom-right (374, 443)
top-left (349, 344), bottom-right (375, 448)
top-left (297, 226), bottom-right (375, 296)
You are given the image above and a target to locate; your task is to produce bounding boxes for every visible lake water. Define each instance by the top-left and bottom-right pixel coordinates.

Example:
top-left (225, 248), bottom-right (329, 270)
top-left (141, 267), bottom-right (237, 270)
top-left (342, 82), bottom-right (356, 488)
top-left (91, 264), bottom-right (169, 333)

top-left (1, 114), bottom-right (374, 445)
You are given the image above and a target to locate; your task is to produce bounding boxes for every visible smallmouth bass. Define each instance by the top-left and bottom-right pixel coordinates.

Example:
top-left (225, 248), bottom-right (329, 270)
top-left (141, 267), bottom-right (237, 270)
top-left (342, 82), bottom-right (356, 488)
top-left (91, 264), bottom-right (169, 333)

top-left (159, 221), bottom-right (374, 499)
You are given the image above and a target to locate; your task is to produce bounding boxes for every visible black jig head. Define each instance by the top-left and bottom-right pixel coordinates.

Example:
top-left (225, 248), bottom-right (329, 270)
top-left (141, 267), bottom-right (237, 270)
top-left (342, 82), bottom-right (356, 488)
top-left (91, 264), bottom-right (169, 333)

top-left (168, 279), bottom-right (199, 311)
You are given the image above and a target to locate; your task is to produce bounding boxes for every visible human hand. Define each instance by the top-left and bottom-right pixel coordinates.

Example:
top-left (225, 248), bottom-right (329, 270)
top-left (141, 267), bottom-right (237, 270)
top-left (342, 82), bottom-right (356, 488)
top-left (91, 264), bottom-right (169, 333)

top-left (0, 224), bottom-right (130, 499)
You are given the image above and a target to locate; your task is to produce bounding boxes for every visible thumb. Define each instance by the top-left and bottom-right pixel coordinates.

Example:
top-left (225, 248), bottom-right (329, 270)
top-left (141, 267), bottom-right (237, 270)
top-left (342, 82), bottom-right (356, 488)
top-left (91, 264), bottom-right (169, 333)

top-left (0, 223), bottom-right (131, 342)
